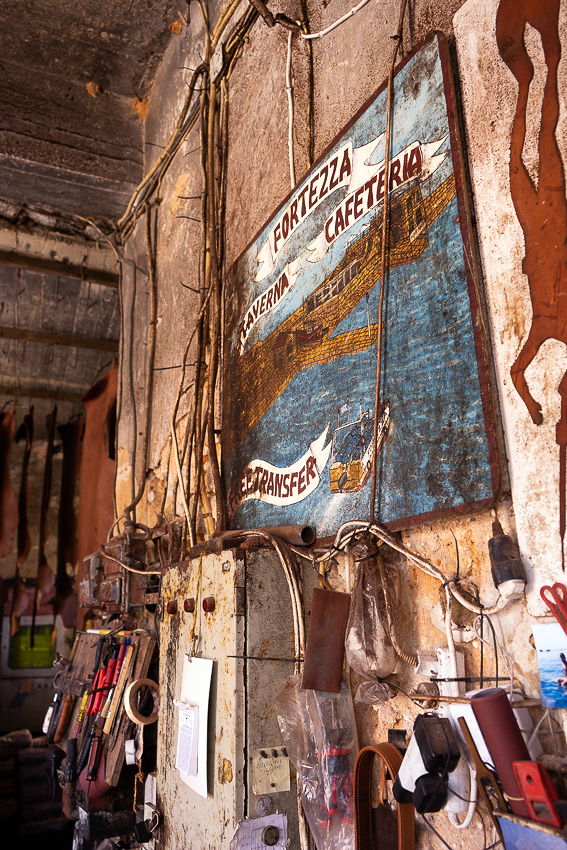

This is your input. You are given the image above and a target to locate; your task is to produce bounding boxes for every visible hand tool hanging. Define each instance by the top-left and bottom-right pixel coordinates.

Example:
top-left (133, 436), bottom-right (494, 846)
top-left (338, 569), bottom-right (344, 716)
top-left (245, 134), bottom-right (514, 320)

top-left (55, 418), bottom-right (82, 629)
top-left (11, 408), bottom-right (33, 636)
top-left (0, 406), bottom-right (18, 559)
top-left (76, 635), bottom-right (109, 776)
top-left (31, 406), bottom-right (57, 647)
top-left (540, 583), bottom-right (567, 638)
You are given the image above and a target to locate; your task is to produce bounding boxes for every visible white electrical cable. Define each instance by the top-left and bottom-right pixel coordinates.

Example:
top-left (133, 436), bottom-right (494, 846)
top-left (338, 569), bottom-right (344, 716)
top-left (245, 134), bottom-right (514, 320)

top-left (286, 30), bottom-right (296, 188)
top-left (300, 0), bottom-right (372, 40)
top-left (447, 763), bottom-right (478, 830)
top-left (222, 530), bottom-right (305, 671)
top-left (444, 586), bottom-right (459, 682)
top-left (472, 615), bottom-right (515, 690)
top-left (527, 709), bottom-right (549, 750)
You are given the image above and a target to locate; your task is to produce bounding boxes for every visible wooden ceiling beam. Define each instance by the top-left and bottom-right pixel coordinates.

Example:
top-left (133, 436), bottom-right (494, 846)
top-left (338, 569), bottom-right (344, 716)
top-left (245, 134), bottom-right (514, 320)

top-left (0, 384), bottom-right (84, 403)
top-left (0, 326), bottom-right (119, 352)
top-left (0, 248), bottom-right (119, 287)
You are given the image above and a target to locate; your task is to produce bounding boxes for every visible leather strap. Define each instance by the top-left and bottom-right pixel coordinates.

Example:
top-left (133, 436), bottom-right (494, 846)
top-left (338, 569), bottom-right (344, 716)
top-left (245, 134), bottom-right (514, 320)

top-left (354, 743), bottom-right (415, 850)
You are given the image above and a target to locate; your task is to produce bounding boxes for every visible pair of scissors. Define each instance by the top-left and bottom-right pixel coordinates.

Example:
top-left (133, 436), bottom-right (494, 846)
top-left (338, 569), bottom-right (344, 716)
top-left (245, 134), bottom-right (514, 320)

top-left (540, 583), bottom-right (567, 638)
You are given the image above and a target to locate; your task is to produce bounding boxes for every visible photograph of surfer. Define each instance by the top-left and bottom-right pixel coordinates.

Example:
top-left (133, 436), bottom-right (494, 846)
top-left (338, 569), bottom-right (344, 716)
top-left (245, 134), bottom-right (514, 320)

top-left (533, 623), bottom-right (567, 708)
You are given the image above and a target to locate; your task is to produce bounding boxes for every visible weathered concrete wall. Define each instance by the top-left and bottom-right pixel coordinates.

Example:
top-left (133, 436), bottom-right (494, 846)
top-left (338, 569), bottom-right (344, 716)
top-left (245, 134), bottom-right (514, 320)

top-left (454, 0), bottom-right (567, 613)
top-left (114, 0), bottom-right (567, 846)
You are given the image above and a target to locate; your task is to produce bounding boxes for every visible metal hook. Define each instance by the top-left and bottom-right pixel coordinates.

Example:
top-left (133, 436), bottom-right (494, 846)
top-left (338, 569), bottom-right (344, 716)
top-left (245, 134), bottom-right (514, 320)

top-left (17, 268), bottom-right (25, 297)
top-left (54, 276), bottom-right (66, 304)
top-left (86, 279), bottom-right (99, 310)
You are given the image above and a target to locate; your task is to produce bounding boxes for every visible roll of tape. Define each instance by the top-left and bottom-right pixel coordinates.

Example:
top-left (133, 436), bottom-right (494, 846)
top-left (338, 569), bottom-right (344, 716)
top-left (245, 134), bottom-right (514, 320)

top-left (125, 738), bottom-right (137, 765)
top-left (124, 678), bottom-right (159, 725)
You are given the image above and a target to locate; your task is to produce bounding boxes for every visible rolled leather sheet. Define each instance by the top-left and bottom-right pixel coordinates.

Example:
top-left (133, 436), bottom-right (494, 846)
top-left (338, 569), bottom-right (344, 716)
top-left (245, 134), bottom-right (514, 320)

top-left (471, 687), bottom-right (530, 817)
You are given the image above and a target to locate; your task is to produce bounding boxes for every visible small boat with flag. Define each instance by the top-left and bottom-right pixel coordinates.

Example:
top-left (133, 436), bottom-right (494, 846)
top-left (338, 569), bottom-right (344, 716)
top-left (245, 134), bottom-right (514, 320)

top-left (329, 400), bottom-right (390, 493)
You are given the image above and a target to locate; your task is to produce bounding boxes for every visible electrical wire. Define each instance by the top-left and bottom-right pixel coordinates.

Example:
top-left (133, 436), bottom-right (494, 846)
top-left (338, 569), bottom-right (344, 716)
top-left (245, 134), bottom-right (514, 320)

top-left (220, 530), bottom-right (305, 673)
top-left (286, 29), bottom-right (296, 188)
top-left (447, 762), bottom-right (477, 830)
top-left (369, 0), bottom-right (407, 524)
top-left (100, 550), bottom-right (162, 576)
top-left (300, 0), bottom-right (372, 40)
top-left (122, 205), bottom-right (158, 523)
top-left (322, 520), bottom-right (515, 616)
top-left (472, 615), bottom-right (513, 690)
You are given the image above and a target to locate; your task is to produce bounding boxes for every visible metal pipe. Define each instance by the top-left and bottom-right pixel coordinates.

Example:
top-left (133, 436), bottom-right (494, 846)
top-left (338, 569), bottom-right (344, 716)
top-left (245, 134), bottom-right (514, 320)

top-left (221, 525), bottom-right (315, 547)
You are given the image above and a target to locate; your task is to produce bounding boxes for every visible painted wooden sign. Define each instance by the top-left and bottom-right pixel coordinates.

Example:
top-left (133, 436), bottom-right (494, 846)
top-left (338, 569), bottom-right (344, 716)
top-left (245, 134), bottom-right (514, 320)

top-left (222, 32), bottom-right (498, 537)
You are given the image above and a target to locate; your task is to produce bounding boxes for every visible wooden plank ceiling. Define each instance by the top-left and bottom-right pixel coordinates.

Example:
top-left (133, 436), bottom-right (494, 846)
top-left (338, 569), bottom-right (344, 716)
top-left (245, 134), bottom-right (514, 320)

top-left (0, 0), bottom-right (184, 434)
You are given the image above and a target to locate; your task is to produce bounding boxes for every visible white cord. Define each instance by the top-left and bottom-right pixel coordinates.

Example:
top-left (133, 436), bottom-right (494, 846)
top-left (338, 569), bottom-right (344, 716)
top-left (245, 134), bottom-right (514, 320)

top-left (472, 615), bottom-right (515, 690)
top-left (102, 550), bottom-right (162, 576)
top-left (300, 0), bottom-right (372, 40)
top-left (447, 763), bottom-right (478, 830)
top-left (292, 519), bottom-right (514, 618)
top-left (286, 30), bottom-right (296, 188)
top-left (445, 586), bottom-right (459, 682)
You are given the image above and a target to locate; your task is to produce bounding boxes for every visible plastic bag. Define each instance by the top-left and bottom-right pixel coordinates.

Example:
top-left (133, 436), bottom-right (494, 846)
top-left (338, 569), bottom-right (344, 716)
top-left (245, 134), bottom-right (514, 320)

top-left (345, 547), bottom-right (397, 705)
top-left (275, 675), bottom-right (357, 850)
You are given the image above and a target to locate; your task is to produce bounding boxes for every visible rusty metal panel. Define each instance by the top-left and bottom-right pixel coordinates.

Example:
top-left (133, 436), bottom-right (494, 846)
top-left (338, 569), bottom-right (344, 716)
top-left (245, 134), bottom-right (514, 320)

top-left (222, 31), bottom-right (498, 538)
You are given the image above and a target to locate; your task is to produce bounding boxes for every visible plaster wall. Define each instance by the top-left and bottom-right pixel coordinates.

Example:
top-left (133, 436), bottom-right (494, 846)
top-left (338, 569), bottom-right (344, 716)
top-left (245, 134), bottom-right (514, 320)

top-left (114, 1), bottom-right (567, 847)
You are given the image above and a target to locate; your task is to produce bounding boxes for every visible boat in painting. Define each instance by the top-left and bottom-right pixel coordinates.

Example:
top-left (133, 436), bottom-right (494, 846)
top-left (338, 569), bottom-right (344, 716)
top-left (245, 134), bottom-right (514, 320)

top-left (330, 401), bottom-right (391, 493)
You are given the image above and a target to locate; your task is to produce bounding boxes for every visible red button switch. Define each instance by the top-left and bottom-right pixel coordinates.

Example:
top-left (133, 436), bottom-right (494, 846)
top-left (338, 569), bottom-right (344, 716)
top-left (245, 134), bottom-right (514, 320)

top-left (202, 596), bottom-right (215, 613)
top-left (184, 598), bottom-right (196, 613)
top-left (166, 600), bottom-right (178, 615)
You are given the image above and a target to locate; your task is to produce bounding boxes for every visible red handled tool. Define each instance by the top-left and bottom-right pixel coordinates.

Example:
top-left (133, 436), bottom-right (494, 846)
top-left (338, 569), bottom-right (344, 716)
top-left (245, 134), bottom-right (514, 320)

top-left (513, 761), bottom-right (563, 828)
top-left (540, 583), bottom-right (567, 638)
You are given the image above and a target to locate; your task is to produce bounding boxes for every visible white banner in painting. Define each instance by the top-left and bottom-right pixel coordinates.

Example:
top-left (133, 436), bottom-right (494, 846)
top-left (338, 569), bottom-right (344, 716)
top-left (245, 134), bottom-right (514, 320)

top-left (254, 141), bottom-right (359, 282)
top-left (227, 426), bottom-right (332, 516)
top-left (238, 263), bottom-right (299, 353)
top-left (305, 136), bottom-right (448, 262)
top-left (253, 135), bottom-right (448, 281)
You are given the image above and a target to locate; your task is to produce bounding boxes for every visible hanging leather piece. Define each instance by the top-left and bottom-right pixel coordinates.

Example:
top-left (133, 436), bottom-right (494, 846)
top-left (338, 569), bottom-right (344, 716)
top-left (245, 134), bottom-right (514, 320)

top-left (0, 409), bottom-right (18, 558)
top-left (354, 744), bottom-right (415, 850)
top-left (77, 366), bottom-right (117, 628)
top-left (11, 408), bottom-right (34, 636)
top-left (31, 408), bottom-right (57, 645)
top-left (54, 419), bottom-right (82, 628)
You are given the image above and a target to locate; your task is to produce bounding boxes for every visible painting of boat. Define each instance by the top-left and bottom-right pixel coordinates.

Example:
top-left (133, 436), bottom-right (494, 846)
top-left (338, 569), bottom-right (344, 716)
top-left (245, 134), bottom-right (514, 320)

top-left (222, 33), bottom-right (498, 536)
top-left (330, 401), bottom-right (391, 493)
top-left (224, 176), bottom-right (455, 461)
